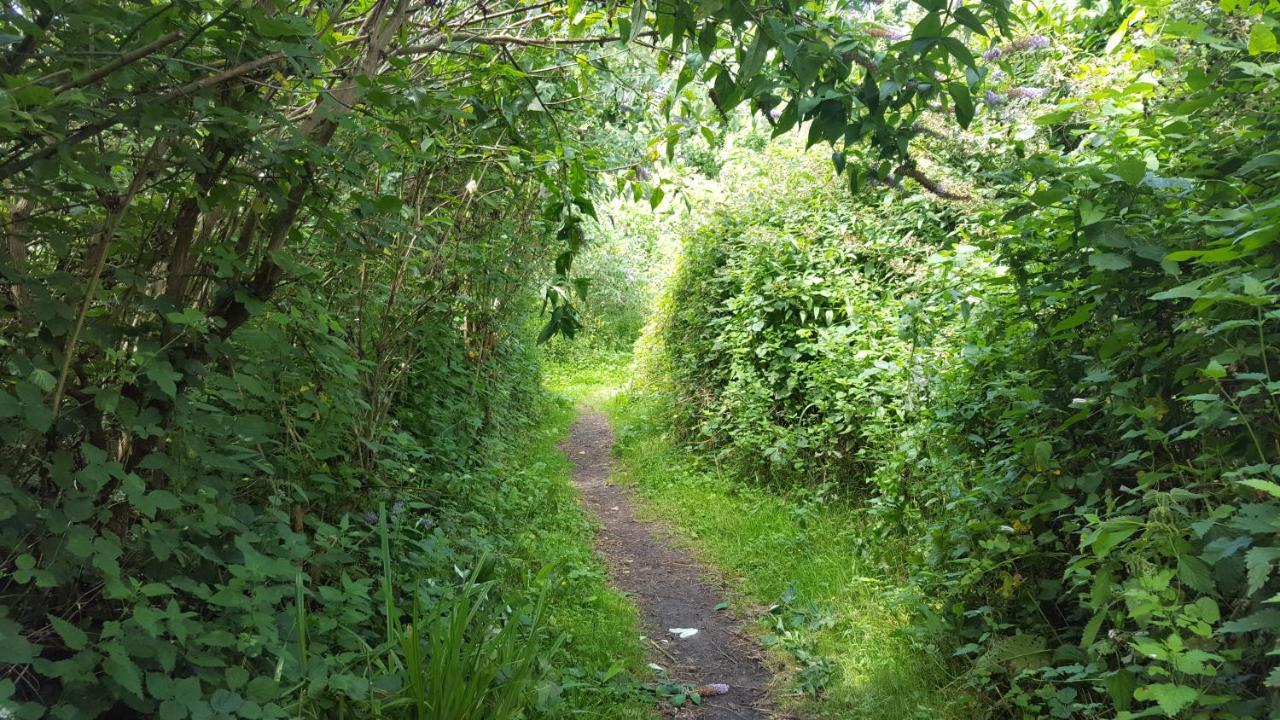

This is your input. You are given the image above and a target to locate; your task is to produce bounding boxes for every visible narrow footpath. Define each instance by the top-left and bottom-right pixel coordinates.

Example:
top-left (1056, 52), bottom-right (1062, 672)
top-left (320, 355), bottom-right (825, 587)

top-left (560, 409), bottom-right (774, 719)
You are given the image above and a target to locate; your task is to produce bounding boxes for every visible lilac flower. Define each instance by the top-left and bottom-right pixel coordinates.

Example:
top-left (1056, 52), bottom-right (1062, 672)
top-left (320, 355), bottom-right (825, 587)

top-left (697, 683), bottom-right (730, 696)
top-left (768, 107), bottom-right (782, 122)
top-left (983, 34), bottom-right (1050, 63)
top-left (984, 90), bottom-right (1004, 106)
top-left (1019, 34), bottom-right (1050, 50)
top-left (363, 511), bottom-right (379, 524)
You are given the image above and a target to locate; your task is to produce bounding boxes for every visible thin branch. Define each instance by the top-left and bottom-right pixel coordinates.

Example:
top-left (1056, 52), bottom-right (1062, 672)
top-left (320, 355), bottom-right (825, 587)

top-left (49, 138), bottom-right (166, 420)
top-left (53, 31), bottom-right (183, 94)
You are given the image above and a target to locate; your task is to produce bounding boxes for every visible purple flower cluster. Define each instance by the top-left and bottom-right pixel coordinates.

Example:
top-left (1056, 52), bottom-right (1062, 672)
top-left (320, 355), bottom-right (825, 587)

top-left (982, 34), bottom-right (1050, 62)
top-left (362, 500), bottom-right (408, 525)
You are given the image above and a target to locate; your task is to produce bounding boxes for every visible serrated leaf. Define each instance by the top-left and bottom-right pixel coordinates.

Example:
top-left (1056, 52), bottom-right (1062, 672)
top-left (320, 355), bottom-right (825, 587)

top-left (1245, 547), bottom-right (1280, 595)
top-left (1133, 683), bottom-right (1198, 715)
top-left (47, 614), bottom-right (88, 650)
top-left (104, 645), bottom-right (144, 698)
top-left (1178, 556), bottom-right (1214, 593)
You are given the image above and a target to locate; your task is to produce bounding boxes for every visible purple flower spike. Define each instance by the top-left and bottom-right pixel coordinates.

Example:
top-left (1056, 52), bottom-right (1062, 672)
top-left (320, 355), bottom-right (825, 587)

top-left (1027, 34), bottom-right (1050, 49)
top-left (697, 683), bottom-right (730, 696)
top-left (984, 90), bottom-right (1003, 106)
top-left (362, 511), bottom-right (379, 524)
top-left (982, 47), bottom-right (1002, 61)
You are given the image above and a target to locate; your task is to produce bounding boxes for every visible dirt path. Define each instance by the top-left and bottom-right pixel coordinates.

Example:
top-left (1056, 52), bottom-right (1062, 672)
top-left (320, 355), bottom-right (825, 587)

top-left (560, 409), bottom-right (773, 719)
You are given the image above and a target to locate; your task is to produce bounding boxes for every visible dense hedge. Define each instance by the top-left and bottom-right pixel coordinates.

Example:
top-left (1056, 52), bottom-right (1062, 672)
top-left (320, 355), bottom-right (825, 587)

top-left (644, 4), bottom-right (1280, 713)
top-left (0, 0), bottom-right (604, 715)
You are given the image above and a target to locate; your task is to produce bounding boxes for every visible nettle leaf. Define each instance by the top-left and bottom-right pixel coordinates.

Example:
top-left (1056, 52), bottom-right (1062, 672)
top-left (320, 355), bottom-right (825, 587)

top-left (1177, 556), bottom-right (1215, 593)
top-left (103, 644), bottom-right (144, 698)
top-left (1244, 547), bottom-right (1280, 595)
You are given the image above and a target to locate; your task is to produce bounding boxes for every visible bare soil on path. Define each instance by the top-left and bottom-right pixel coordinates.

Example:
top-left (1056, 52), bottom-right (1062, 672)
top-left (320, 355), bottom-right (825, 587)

top-left (559, 409), bottom-right (774, 719)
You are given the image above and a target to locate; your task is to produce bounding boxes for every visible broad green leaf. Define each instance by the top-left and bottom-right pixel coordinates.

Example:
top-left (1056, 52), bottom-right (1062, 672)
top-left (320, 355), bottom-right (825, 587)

top-left (1133, 683), bottom-right (1198, 716)
top-left (1241, 479), bottom-right (1280, 498)
top-left (1112, 157), bottom-right (1147, 185)
top-left (948, 82), bottom-right (974, 129)
top-left (1248, 23), bottom-right (1278, 56)
top-left (1089, 252), bottom-right (1132, 271)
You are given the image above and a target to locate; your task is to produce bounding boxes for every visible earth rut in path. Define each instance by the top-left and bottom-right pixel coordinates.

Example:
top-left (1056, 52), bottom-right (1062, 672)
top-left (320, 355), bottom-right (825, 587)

top-left (560, 409), bottom-right (773, 719)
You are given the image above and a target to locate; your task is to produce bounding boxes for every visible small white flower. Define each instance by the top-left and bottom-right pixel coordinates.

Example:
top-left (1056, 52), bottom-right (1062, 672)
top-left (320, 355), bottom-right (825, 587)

top-left (465, 178), bottom-right (478, 194)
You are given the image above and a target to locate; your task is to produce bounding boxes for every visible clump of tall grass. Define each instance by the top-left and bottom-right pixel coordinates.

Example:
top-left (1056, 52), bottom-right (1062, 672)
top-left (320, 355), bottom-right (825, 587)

top-left (294, 504), bottom-right (562, 719)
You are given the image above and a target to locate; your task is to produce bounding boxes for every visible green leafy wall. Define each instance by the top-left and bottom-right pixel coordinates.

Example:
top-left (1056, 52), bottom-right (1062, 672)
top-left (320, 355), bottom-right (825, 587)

top-left (644, 6), bottom-right (1280, 709)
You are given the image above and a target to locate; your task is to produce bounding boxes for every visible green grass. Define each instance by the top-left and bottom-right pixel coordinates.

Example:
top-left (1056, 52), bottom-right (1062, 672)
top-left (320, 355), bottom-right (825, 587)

top-left (498, 387), bottom-right (655, 719)
top-left (541, 350), bottom-right (632, 406)
top-left (558, 373), bottom-right (973, 719)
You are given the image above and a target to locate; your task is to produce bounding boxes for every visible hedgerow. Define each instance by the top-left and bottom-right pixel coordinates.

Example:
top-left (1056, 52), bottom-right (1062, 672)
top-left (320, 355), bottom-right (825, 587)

top-left (643, 2), bottom-right (1280, 715)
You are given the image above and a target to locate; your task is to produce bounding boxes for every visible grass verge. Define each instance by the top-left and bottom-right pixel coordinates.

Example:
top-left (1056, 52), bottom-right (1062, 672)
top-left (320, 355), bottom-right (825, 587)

top-left (596, 384), bottom-right (974, 719)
